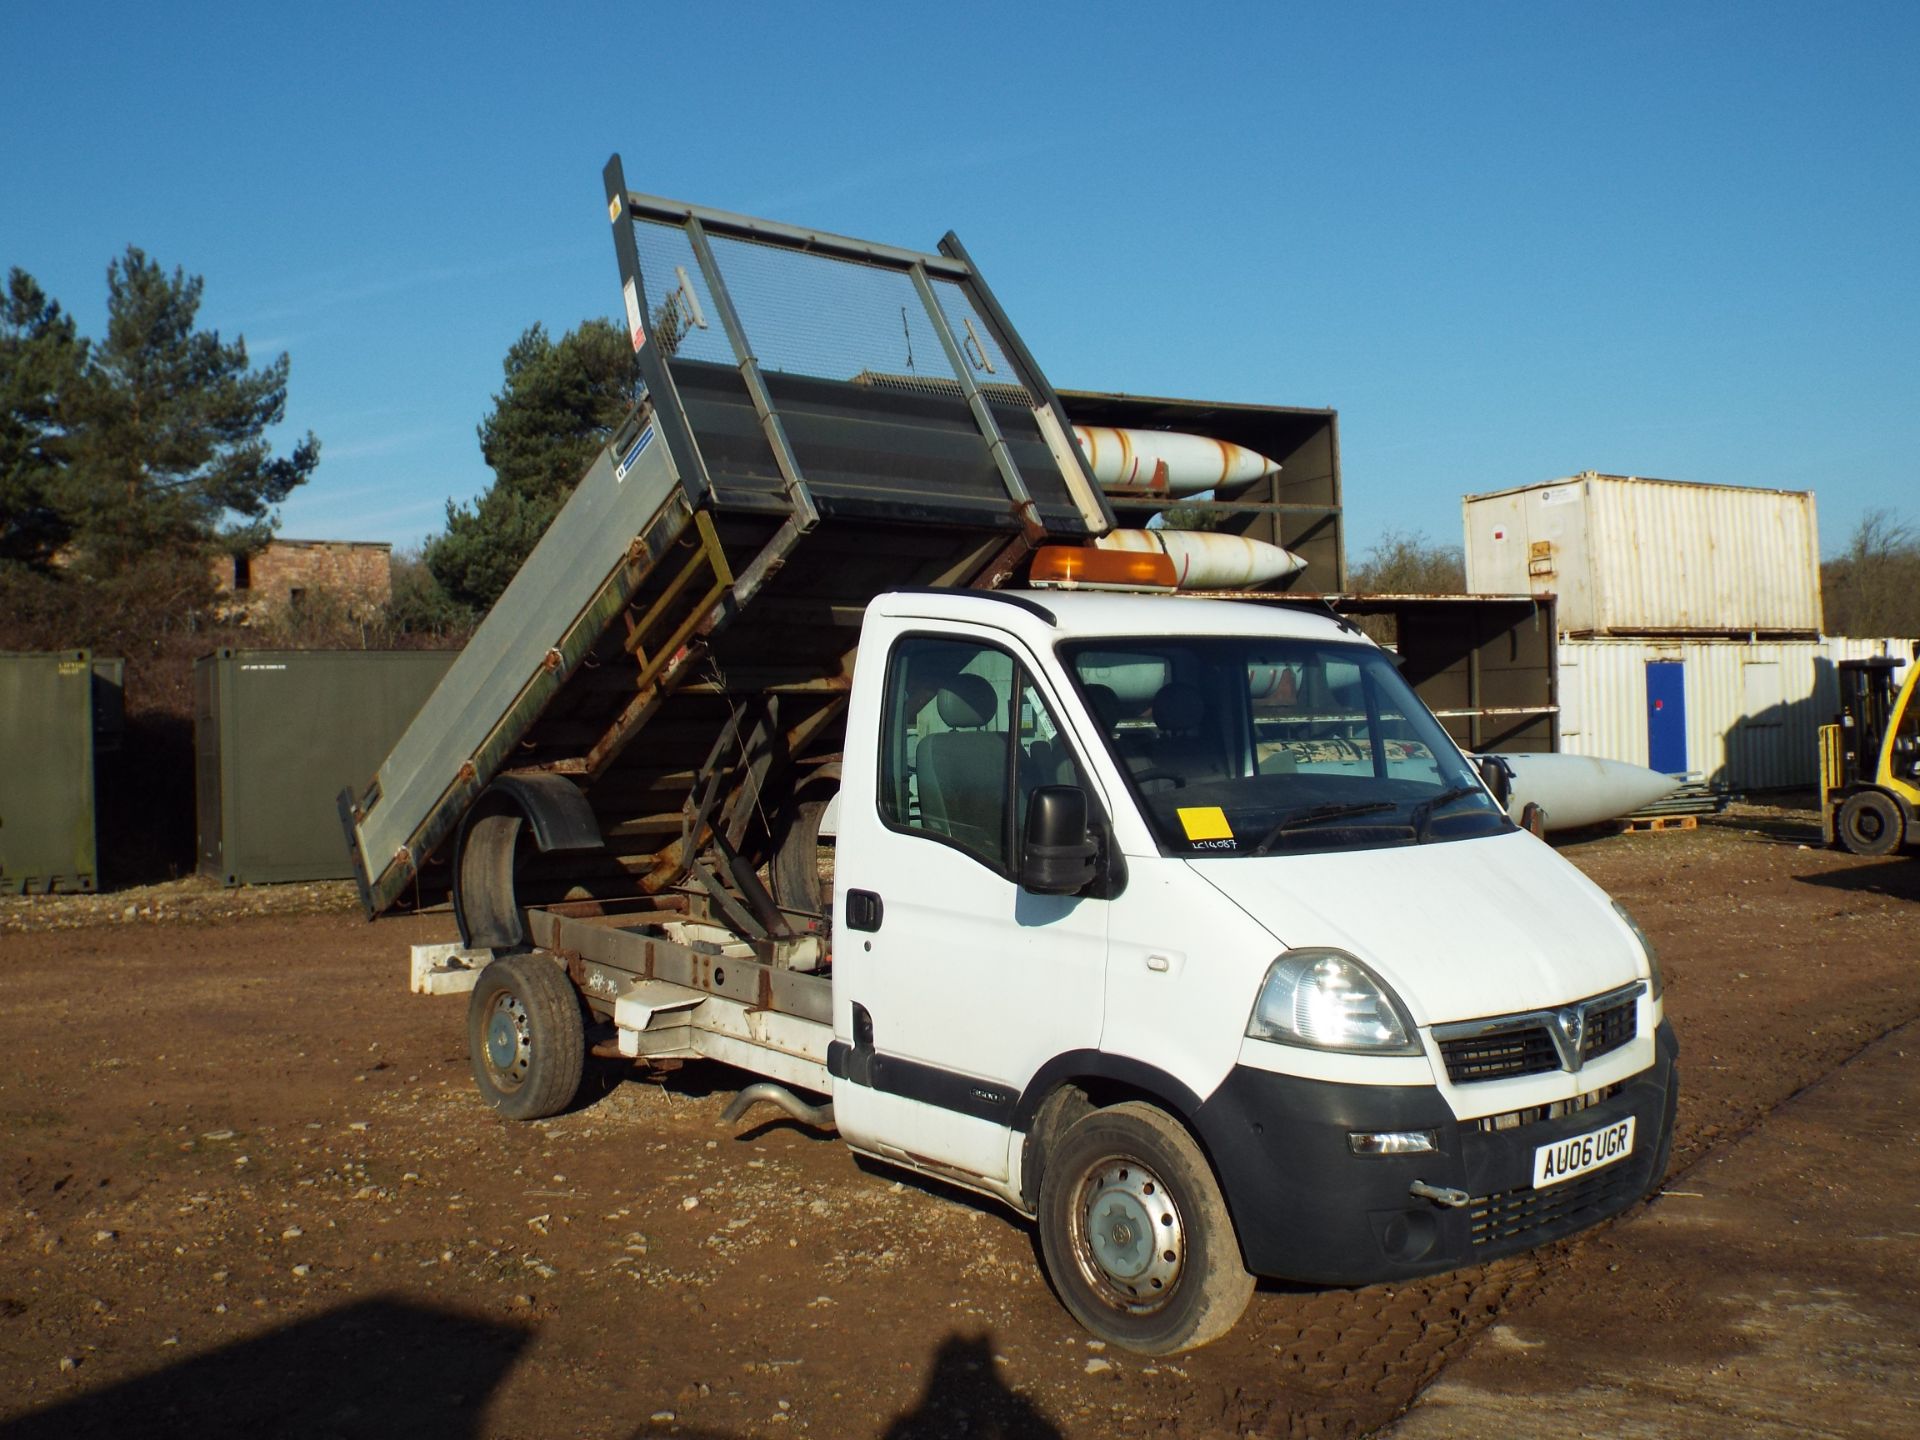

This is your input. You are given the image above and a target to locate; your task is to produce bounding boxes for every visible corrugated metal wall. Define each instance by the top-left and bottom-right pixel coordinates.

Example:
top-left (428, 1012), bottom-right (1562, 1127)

top-left (0, 652), bottom-right (99, 894)
top-left (1585, 479), bottom-right (1821, 634)
top-left (1558, 636), bottom-right (1915, 789)
top-left (1463, 474), bottom-right (1822, 636)
top-left (196, 649), bottom-right (458, 884)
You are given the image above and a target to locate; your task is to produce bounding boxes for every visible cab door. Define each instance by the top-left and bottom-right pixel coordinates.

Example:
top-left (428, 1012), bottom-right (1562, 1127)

top-left (830, 620), bottom-right (1108, 1184)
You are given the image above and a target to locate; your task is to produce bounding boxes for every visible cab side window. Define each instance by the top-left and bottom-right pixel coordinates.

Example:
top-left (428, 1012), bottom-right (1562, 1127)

top-left (880, 637), bottom-right (1087, 874)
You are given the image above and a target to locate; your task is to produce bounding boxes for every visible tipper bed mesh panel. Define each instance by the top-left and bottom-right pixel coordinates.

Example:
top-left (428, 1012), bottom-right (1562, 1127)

top-left (620, 195), bottom-right (1100, 534)
top-left (632, 221), bottom-right (1031, 403)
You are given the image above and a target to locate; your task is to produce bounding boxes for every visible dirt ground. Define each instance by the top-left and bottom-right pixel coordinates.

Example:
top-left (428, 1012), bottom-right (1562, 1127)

top-left (1385, 1009), bottom-right (1920, 1439)
top-left (2, 805), bottom-right (1916, 1440)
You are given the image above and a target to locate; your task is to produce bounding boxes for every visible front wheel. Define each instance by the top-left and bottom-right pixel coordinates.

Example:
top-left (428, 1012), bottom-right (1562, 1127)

top-left (467, 954), bottom-right (586, 1120)
top-left (1836, 789), bottom-right (1904, 857)
top-left (1036, 1101), bottom-right (1254, 1354)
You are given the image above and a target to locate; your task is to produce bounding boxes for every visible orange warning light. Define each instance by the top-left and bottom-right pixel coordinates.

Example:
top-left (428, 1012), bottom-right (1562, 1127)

top-left (1030, 545), bottom-right (1179, 591)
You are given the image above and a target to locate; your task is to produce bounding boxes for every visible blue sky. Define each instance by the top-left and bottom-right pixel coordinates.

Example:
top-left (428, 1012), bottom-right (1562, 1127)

top-left (7, 1), bottom-right (1916, 565)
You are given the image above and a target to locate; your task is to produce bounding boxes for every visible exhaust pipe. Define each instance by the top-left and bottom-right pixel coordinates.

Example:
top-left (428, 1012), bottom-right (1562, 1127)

top-left (720, 1082), bottom-right (837, 1133)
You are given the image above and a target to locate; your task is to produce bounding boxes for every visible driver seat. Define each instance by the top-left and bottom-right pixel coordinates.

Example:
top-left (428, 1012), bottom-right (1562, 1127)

top-left (1145, 681), bottom-right (1226, 782)
top-left (916, 674), bottom-right (1008, 854)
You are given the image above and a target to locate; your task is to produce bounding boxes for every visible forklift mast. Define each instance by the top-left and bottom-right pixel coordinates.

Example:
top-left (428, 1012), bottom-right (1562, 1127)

top-left (1836, 657), bottom-right (1903, 787)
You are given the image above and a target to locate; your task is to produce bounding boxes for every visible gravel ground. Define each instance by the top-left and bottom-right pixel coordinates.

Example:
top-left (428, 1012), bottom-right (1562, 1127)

top-left (0, 875), bottom-right (364, 934)
top-left (2, 803), bottom-right (1916, 1438)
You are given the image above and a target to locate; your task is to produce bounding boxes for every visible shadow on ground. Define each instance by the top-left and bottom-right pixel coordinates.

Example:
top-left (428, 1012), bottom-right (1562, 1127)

top-left (874, 1334), bottom-right (1062, 1440)
top-left (1704, 810), bottom-right (1824, 848)
top-left (0, 1297), bottom-right (530, 1440)
top-left (4, 1305), bottom-right (1065, 1440)
top-left (619, 1332), bottom-right (1065, 1438)
top-left (1793, 857), bottom-right (1920, 899)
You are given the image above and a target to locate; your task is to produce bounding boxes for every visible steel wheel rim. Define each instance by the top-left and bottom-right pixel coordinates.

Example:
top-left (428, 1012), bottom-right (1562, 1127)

top-left (1069, 1154), bottom-right (1185, 1313)
top-left (483, 992), bottom-right (533, 1092)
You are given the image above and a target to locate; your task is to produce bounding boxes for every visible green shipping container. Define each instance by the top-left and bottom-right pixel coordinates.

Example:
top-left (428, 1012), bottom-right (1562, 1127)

top-left (1, 651), bottom-right (121, 894)
top-left (195, 649), bottom-right (458, 885)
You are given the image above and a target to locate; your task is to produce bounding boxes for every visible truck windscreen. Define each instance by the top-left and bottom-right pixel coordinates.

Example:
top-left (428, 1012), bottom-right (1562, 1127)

top-left (1061, 636), bottom-right (1510, 857)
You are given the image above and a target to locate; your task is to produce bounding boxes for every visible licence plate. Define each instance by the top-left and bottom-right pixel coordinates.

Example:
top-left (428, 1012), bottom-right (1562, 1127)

top-left (1532, 1117), bottom-right (1635, 1189)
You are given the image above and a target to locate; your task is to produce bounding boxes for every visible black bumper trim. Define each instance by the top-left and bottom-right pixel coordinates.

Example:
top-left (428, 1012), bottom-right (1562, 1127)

top-left (1193, 1022), bottom-right (1679, 1285)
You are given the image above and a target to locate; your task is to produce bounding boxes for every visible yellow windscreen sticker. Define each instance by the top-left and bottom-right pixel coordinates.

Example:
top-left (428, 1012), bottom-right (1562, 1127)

top-left (1177, 806), bottom-right (1233, 841)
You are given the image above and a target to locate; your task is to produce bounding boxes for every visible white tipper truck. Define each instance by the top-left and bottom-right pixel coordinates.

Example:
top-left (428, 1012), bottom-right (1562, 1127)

top-left (343, 160), bottom-right (1676, 1353)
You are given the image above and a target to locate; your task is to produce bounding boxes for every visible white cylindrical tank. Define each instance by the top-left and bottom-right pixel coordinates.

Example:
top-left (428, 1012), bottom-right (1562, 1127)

top-left (1072, 425), bottom-right (1282, 497)
top-left (1094, 529), bottom-right (1308, 589)
top-left (1074, 653), bottom-right (1169, 707)
top-left (1483, 752), bottom-right (1683, 831)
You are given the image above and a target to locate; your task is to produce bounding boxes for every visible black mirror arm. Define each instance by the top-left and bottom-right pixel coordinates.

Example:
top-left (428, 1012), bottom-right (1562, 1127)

top-left (1476, 754), bottom-right (1514, 809)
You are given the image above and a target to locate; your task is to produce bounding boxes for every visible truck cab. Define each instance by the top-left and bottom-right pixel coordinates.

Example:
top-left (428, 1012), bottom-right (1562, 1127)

top-left (827, 588), bottom-right (1676, 1351)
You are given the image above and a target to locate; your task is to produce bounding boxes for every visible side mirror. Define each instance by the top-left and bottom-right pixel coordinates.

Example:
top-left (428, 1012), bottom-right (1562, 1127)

top-left (1477, 755), bottom-right (1513, 810)
top-left (1021, 785), bottom-right (1098, 895)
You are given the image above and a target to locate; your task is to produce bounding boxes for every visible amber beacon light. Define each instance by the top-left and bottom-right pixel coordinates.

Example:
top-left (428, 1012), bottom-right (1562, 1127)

top-left (1029, 545), bottom-right (1179, 591)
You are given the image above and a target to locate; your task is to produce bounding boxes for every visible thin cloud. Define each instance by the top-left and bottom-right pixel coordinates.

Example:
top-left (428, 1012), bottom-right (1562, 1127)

top-left (321, 428), bottom-right (449, 463)
top-left (278, 496), bottom-right (449, 532)
top-left (235, 239), bottom-right (601, 328)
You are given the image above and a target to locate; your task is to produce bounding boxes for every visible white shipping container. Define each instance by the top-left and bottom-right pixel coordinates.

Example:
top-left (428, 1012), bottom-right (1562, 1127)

top-left (1463, 474), bottom-right (1822, 636)
top-left (1557, 636), bottom-right (1913, 791)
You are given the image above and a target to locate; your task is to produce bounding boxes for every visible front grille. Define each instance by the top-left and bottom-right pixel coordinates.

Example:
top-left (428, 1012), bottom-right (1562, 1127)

top-left (1583, 995), bottom-right (1637, 1061)
top-left (1440, 1025), bottom-right (1559, 1083)
top-left (1469, 1163), bottom-right (1642, 1247)
top-left (1438, 990), bottom-right (1641, 1084)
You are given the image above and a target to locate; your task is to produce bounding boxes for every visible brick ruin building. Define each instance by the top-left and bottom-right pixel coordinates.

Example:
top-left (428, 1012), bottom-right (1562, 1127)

top-left (213, 538), bottom-right (392, 622)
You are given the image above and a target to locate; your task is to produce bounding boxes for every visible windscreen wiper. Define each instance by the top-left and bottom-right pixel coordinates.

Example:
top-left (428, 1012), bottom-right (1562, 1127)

top-left (1410, 786), bottom-right (1480, 841)
top-left (1251, 801), bottom-right (1397, 855)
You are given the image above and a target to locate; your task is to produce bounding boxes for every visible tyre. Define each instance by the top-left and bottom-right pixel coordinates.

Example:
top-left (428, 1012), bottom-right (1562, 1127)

top-left (467, 954), bottom-right (586, 1120)
top-left (1036, 1101), bottom-right (1254, 1354)
top-left (770, 796), bottom-right (832, 915)
top-left (1837, 789), bottom-right (1904, 857)
top-left (455, 808), bottom-right (530, 950)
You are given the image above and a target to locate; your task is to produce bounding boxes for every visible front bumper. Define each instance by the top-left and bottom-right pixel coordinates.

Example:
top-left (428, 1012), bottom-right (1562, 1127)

top-left (1192, 1022), bottom-right (1679, 1285)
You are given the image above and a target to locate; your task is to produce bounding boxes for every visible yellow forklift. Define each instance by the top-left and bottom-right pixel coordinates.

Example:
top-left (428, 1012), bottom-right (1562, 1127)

top-left (1820, 652), bottom-right (1920, 856)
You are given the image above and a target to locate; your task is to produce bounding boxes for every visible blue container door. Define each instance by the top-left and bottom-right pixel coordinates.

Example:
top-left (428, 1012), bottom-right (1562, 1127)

top-left (1645, 660), bottom-right (1687, 775)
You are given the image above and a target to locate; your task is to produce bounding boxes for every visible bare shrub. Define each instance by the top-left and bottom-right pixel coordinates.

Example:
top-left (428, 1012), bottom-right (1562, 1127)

top-left (1822, 510), bottom-right (1920, 637)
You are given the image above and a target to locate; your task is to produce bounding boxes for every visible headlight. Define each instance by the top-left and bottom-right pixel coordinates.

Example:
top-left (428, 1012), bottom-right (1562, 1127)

top-left (1246, 949), bottom-right (1421, 1055)
top-left (1610, 899), bottom-right (1663, 1002)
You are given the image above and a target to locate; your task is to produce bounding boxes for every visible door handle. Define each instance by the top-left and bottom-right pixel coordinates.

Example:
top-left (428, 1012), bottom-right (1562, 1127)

top-left (846, 889), bottom-right (883, 932)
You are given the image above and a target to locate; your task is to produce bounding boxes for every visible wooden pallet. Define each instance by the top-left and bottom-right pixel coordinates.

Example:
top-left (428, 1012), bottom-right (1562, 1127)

top-left (1623, 814), bottom-right (1699, 832)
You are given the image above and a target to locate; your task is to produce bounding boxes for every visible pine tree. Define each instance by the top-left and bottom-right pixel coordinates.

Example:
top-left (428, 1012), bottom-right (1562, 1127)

top-left (0, 268), bottom-right (87, 568)
top-left (427, 318), bottom-right (639, 614)
top-left (61, 246), bottom-right (318, 576)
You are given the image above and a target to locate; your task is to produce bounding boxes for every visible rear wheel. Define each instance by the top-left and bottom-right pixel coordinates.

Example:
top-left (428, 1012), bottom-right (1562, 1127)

top-left (455, 808), bottom-right (531, 949)
top-left (1036, 1102), bottom-right (1254, 1354)
top-left (467, 954), bottom-right (586, 1120)
top-left (770, 795), bottom-right (833, 916)
top-left (1837, 789), bottom-right (1903, 857)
